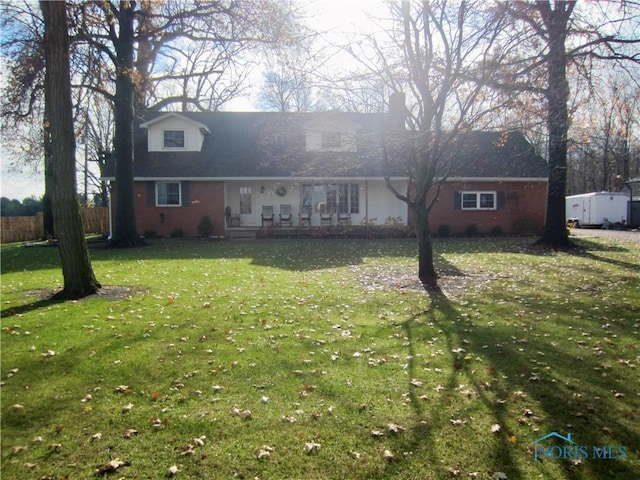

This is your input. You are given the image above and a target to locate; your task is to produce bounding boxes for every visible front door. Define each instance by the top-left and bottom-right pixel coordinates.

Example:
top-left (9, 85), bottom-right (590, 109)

top-left (239, 186), bottom-right (253, 225)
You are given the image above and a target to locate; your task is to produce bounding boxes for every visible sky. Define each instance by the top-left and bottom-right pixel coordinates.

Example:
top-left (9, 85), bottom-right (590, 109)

top-left (0, 0), bottom-right (385, 202)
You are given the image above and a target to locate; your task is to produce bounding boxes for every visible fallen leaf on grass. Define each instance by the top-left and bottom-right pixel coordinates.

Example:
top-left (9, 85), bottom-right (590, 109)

top-left (181, 446), bottom-right (195, 456)
top-left (122, 402), bottom-right (134, 413)
top-left (382, 449), bottom-right (394, 462)
top-left (90, 433), bottom-right (102, 442)
top-left (492, 473), bottom-right (508, 480)
top-left (304, 442), bottom-right (321, 454)
top-left (123, 429), bottom-right (138, 439)
top-left (387, 423), bottom-right (406, 434)
top-left (255, 445), bottom-right (274, 459)
top-left (450, 419), bottom-right (466, 426)
top-left (193, 435), bottom-right (206, 447)
top-left (11, 446), bottom-right (28, 455)
top-left (95, 459), bottom-right (130, 475)
top-left (491, 424), bottom-right (501, 433)
top-left (168, 465), bottom-right (179, 475)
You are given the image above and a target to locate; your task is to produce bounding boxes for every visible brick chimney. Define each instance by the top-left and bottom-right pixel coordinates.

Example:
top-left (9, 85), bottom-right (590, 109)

top-left (389, 92), bottom-right (406, 129)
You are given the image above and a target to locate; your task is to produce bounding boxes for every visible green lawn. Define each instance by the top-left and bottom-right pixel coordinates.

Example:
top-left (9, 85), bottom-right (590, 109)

top-left (1, 237), bottom-right (639, 479)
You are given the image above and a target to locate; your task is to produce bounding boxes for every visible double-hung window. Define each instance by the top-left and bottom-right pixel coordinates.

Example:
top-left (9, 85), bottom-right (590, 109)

top-left (461, 192), bottom-right (496, 210)
top-left (157, 182), bottom-right (181, 206)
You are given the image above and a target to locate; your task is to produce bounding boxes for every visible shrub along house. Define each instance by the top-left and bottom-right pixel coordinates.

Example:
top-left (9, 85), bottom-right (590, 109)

top-left (102, 110), bottom-right (548, 238)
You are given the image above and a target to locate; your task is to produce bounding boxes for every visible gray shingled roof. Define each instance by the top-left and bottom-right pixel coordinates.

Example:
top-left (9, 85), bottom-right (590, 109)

top-left (102, 112), bottom-right (548, 180)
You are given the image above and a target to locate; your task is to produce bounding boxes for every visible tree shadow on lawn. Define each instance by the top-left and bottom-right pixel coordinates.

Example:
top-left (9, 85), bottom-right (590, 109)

top-left (1, 238), bottom-right (420, 275)
top-left (4, 236), bottom-right (605, 276)
top-left (420, 289), bottom-right (639, 480)
top-left (567, 239), bottom-right (639, 273)
top-left (357, 272), bottom-right (639, 480)
top-left (0, 286), bottom-right (144, 319)
top-left (390, 296), bottom-right (523, 480)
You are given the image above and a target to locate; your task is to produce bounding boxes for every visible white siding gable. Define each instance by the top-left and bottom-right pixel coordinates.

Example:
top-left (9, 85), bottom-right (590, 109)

top-left (141, 113), bottom-right (210, 152)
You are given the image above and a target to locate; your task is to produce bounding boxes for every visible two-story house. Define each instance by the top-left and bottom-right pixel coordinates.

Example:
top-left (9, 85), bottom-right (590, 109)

top-left (102, 110), bottom-right (548, 238)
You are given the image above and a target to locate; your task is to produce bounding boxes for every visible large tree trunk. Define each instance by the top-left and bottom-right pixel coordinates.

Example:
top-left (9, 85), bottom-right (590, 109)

top-left (42, 191), bottom-right (54, 239)
top-left (535, 2), bottom-right (574, 248)
top-left (110, 0), bottom-right (142, 247)
top-left (413, 204), bottom-right (439, 290)
top-left (41, 0), bottom-right (100, 298)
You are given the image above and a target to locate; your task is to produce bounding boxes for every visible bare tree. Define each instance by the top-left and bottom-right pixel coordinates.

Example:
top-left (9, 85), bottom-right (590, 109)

top-left (258, 69), bottom-right (315, 112)
top-left (489, 1), bottom-right (640, 247)
top-left (3, 0), bottom-right (304, 246)
top-left (350, 0), bottom-right (510, 289)
top-left (567, 73), bottom-right (640, 194)
top-left (40, 0), bottom-right (100, 298)
top-left (74, 0), bottom-right (304, 246)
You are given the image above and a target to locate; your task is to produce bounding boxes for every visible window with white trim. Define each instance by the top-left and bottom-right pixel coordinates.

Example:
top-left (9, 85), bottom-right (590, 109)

top-left (163, 129), bottom-right (185, 148)
top-left (157, 182), bottom-right (181, 206)
top-left (239, 187), bottom-right (252, 214)
top-left (461, 191), bottom-right (496, 210)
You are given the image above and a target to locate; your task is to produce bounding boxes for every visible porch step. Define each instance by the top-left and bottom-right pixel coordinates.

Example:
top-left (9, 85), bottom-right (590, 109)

top-left (226, 230), bottom-right (257, 240)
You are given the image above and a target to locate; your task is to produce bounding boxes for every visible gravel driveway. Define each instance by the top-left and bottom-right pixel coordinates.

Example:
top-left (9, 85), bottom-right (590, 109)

top-left (569, 228), bottom-right (640, 245)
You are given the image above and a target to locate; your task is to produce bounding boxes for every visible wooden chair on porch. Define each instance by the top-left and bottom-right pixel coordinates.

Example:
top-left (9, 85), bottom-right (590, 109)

top-left (299, 209), bottom-right (311, 227)
top-left (225, 206), bottom-right (240, 227)
top-left (261, 205), bottom-right (274, 227)
top-left (279, 204), bottom-right (292, 227)
top-left (320, 212), bottom-right (332, 227)
top-left (337, 213), bottom-right (351, 225)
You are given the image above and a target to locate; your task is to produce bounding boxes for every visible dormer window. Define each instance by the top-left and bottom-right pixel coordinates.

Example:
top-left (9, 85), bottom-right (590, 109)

top-left (322, 131), bottom-right (342, 149)
top-left (306, 128), bottom-right (356, 152)
top-left (163, 129), bottom-right (185, 149)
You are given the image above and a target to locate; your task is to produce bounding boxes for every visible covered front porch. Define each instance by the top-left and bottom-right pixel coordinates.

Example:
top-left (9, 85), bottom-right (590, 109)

top-left (222, 178), bottom-right (409, 230)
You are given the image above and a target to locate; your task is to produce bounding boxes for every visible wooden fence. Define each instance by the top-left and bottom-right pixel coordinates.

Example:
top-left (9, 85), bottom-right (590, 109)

top-left (1, 207), bottom-right (109, 244)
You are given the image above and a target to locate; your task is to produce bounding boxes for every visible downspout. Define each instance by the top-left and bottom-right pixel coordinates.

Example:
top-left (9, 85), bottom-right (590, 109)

top-left (365, 180), bottom-right (369, 223)
top-left (106, 181), bottom-right (113, 240)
